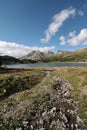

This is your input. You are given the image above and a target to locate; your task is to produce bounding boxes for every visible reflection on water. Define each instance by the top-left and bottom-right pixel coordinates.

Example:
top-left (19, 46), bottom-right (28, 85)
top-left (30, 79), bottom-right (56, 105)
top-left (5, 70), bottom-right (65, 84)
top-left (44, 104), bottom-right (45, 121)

top-left (7, 62), bottom-right (87, 68)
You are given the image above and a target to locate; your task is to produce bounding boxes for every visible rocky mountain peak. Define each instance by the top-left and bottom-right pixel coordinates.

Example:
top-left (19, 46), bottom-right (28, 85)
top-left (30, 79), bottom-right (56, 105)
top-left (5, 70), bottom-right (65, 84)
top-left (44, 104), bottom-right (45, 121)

top-left (20, 50), bottom-right (53, 61)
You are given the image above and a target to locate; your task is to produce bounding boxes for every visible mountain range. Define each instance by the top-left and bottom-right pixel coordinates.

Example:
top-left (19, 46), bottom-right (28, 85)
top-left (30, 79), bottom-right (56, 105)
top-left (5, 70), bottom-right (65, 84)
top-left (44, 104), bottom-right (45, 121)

top-left (0, 47), bottom-right (87, 65)
top-left (20, 47), bottom-right (87, 62)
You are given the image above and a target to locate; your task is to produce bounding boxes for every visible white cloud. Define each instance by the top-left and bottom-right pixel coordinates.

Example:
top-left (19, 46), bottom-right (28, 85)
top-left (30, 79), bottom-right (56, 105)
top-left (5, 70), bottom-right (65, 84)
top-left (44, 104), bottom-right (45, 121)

top-left (0, 41), bottom-right (55, 58)
top-left (77, 10), bottom-right (84, 16)
top-left (59, 28), bottom-right (87, 46)
top-left (59, 36), bottom-right (66, 45)
top-left (40, 7), bottom-right (76, 43)
top-left (69, 30), bottom-right (76, 38)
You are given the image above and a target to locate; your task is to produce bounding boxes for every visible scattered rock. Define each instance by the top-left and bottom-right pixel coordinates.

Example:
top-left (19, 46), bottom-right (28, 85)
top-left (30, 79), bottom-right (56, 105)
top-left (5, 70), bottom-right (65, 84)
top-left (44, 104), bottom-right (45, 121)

top-left (0, 76), bottom-right (86, 130)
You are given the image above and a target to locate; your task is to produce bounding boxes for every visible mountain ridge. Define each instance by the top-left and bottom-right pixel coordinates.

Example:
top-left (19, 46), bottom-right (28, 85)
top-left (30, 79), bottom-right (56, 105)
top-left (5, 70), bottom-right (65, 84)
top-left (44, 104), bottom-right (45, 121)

top-left (20, 50), bottom-right (54, 61)
top-left (19, 47), bottom-right (87, 62)
top-left (0, 47), bottom-right (87, 64)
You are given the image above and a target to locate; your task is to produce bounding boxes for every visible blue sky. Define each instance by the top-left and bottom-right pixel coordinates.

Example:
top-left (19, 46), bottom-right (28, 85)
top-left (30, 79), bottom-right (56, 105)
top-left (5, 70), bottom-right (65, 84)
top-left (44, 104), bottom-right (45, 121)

top-left (0, 0), bottom-right (87, 57)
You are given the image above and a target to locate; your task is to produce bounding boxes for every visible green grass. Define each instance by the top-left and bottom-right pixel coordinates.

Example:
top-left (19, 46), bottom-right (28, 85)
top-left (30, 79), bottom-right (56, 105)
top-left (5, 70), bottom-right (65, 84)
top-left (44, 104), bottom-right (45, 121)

top-left (0, 67), bottom-right (87, 126)
top-left (50, 67), bottom-right (87, 125)
top-left (0, 69), bottom-right (46, 99)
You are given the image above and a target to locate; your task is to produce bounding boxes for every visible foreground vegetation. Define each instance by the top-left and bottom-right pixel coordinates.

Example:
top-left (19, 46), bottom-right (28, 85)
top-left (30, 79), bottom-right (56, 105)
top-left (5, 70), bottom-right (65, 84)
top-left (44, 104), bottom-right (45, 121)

top-left (51, 67), bottom-right (87, 125)
top-left (0, 67), bottom-right (87, 129)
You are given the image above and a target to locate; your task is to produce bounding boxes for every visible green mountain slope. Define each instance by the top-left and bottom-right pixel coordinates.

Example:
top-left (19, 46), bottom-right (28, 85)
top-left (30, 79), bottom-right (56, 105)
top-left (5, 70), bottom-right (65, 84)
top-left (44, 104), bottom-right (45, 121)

top-left (44, 48), bottom-right (87, 62)
top-left (61, 48), bottom-right (87, 62)
top-left (0, 55), bottom-right (21, 65)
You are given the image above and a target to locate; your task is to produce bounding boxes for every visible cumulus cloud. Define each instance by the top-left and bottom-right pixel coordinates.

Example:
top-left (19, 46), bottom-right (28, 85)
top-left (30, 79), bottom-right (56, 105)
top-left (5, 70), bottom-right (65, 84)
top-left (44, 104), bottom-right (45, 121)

top-left (59, 28), bottom-right (87, 46)
top-left (0, 41), bottom-right (55, 58)
top-left (40, 7), bottom-right (76, 43)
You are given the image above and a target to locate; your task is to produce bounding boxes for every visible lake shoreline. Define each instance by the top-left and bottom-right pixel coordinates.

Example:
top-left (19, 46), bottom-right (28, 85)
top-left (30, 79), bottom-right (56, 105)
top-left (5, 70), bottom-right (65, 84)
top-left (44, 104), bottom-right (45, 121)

top-left (6, 62), bottom-right (87, 69)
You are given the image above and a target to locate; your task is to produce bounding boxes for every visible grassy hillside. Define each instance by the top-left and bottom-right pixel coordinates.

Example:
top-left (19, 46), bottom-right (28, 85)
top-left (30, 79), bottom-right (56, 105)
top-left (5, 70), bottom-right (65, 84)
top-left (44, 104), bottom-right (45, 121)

top-left (44, 48), bottom-right (87, 62)
top-left (60, 48), bottom-right (87, 62)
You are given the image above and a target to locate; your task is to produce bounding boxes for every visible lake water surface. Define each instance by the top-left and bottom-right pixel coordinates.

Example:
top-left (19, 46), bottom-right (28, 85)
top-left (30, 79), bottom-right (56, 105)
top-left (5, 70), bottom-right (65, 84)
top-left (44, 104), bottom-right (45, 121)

top-left (7, 62), bottom-right (87, 68)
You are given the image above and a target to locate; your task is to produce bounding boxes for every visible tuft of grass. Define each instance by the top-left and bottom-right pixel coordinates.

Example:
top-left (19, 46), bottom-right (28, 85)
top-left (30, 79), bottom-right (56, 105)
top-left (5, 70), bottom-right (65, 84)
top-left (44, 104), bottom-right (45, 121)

top-left (0, 69), bottom-right (46, 99)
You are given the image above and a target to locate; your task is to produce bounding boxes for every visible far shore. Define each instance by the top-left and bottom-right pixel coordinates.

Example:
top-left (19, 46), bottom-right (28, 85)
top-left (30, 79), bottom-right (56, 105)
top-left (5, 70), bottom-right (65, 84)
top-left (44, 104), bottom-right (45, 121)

top-left (5, 61), bottom-right (87, 65)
